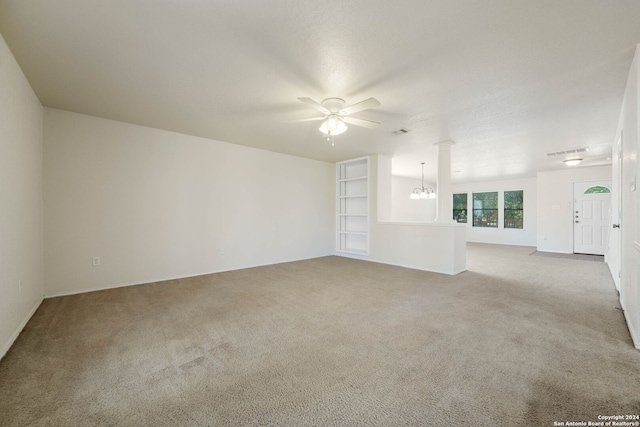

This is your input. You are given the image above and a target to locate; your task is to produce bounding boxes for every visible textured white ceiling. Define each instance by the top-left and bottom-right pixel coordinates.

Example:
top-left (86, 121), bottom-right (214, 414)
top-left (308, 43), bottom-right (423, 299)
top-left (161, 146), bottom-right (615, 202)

top-left (1, 0), bottom-right (639, 182)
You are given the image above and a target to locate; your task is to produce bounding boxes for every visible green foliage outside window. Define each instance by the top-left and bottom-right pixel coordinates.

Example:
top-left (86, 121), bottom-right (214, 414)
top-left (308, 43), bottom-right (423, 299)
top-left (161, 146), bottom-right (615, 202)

top-left (473, 192), bottom-right (498, 227)
top-left (453, 193), bottom-right (467, 223)
top-left (584, 186), bottom-right (610, 194)
top-left (504, 190), bottom-right (524, 229)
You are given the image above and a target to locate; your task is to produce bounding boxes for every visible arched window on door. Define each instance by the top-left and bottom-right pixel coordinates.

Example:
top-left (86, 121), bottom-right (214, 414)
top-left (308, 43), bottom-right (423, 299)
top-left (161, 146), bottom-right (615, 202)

top-left (584, 186), bottom-right (611, 194)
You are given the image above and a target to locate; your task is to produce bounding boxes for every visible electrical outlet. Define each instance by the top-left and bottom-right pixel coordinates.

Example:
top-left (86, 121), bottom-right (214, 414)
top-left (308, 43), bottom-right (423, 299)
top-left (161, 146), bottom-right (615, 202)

top-left (219, 247), bottom-right (225, 254)
top-left (18, 279), bottom-right (22, 293)
top-left (92, 256), bottom-right (101, 266)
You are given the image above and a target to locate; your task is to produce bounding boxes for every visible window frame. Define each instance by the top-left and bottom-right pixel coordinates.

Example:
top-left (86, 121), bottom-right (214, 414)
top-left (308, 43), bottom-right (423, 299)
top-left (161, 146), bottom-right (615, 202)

top-left (453, 193), bottom-right (468, 223)
top-left (503, 189), bottom-right (524, 229)
top-left (583, 185), bottom-right (611, 194)
top-left (472, 191), bottom-right (499, 228)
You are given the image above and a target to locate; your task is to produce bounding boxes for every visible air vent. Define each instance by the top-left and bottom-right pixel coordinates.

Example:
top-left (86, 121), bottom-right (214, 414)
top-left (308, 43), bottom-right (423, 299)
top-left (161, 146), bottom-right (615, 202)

top-left (546, 147), bottom-right (589, 156)
top-left (393, 128), bottom-right (410, 135)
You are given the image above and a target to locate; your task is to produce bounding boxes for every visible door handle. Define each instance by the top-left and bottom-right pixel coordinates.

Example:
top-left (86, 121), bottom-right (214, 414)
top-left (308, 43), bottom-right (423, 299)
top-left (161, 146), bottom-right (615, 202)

top-left (613, 224), bottom-right (620, 229)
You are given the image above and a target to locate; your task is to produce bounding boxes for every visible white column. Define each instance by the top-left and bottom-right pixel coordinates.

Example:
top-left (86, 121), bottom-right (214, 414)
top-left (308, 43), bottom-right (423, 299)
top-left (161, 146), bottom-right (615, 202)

top-left (434, 140), bottom-right (456, 223)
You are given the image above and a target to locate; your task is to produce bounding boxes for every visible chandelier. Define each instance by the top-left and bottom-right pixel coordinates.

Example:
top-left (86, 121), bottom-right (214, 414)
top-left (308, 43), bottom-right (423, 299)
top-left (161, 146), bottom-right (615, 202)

top-left (409, 162), bottom-right (436, 200)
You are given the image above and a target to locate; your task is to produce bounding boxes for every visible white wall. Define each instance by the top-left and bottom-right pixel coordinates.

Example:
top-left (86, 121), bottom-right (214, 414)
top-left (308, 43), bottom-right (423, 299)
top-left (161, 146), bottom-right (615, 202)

top-left (537, 165), bottom-right (612, 254)
top-left (44, 109), bottom-right (334, 297)
top-left (0, 34), bottom-right (44, 359)
top-left (338, 155), bottom-right (466, 275)
top-left (609, 135), bottom-right (622, 290)
top-left (451, 177), bottom-right (537, 246)
top-left (611, 44), bottom-right (639, 349)
top-left (391, 175), bottom-right (437, 222)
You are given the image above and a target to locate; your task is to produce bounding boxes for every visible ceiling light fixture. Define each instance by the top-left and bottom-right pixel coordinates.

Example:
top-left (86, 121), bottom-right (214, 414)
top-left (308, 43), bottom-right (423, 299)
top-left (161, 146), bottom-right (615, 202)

top-left (294, 97), bottom-right (381, 146)
top-left (319, 114), bottom-right (348, 137)
top-left (564, 158), bottom-right (582, 167)
top-left (318, 114), bottom-right (348, 146)
top-left (410, 162), bottom-right (436, 200)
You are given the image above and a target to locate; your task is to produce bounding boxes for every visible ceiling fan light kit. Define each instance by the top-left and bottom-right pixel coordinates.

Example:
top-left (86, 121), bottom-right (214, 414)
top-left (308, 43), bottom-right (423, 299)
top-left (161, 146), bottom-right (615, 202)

top-left (295, 96), bottom-right (381, 144)
top-left (319, 114), bottom-right (348, 136)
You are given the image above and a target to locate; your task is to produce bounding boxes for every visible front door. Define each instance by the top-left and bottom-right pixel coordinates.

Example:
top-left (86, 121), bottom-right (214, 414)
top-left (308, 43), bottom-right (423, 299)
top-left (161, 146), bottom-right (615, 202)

top-left (573, 180), bottom-right (612, 255)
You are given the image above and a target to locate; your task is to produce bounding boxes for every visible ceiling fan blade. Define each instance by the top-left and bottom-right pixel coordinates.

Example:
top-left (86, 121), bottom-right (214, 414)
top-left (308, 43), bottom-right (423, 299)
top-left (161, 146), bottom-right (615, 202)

top-left (340, 97), bottom-right (381, 115)
top-left (286, 116), bottom-right (326, 123)
top-left (342, 116), bottom-right (380, 129)
top-left (297, 97), bottom-right (330, 114)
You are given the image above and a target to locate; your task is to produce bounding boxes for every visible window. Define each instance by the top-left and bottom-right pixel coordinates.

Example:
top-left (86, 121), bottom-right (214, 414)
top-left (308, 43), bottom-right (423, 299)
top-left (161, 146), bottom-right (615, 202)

top-left (504, 190), bottom-right (524, 229)
top-left (473, 192), bottom-right (498, 227)
top-left (453, 193), bottom-right (467, 223)
top-left (584, 186), bottom-right (610, 194)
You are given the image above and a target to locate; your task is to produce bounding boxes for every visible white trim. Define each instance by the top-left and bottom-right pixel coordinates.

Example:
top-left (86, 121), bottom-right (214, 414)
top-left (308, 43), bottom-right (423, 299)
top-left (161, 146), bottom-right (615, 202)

top-left (0, 298), bottom-right (43, 361)
top-left (467, 239), bottom-right (532, 247)
top-left (620, 300), bottom-right (640, 350)
top-left (377, 220), bottom-right (464, 228)
top-left (335, 155), bottom-right (370, 165)
top-left (633, 241), bottom-right (640, 253)
top-left (334, 251), bottom-right (466, 276)
top-left (45, 254), bottom-right (331, 298)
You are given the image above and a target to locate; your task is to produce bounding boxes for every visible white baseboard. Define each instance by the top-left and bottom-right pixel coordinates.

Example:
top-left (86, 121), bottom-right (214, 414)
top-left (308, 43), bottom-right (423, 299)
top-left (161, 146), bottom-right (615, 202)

top-left (620, 300), bottom-right (640, 350)
top-left (625, 312), bottom-right (640, 350)
top-left (626, 316), bottom-right (640, 350)
top-left (45, 254), bottom-right (334, 299)
top-left (535, 249), bottom-right (573, 254)
top-left (334, 252), bottom-right (465, 276)
top-left (0, 298), bottom-right (43, 361)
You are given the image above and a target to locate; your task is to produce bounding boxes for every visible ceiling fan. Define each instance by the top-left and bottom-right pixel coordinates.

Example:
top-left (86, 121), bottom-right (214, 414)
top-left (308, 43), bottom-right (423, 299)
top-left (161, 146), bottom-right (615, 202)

top-left (294, 97), bottom-right (381, 143)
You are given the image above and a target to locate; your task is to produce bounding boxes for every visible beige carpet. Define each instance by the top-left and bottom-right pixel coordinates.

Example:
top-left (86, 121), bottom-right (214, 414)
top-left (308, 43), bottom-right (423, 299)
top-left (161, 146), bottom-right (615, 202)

top-left (1, 243), bottom-right (638, 426)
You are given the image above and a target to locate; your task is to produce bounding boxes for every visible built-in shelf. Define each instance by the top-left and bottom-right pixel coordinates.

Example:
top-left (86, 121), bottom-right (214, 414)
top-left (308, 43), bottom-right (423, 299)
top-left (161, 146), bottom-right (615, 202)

top-left (338, 176), bottom-right (368, 183)
top-left (336, 157), bottom-right (370, 255)
top-left (336, 248), bottom-right (369, 255)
